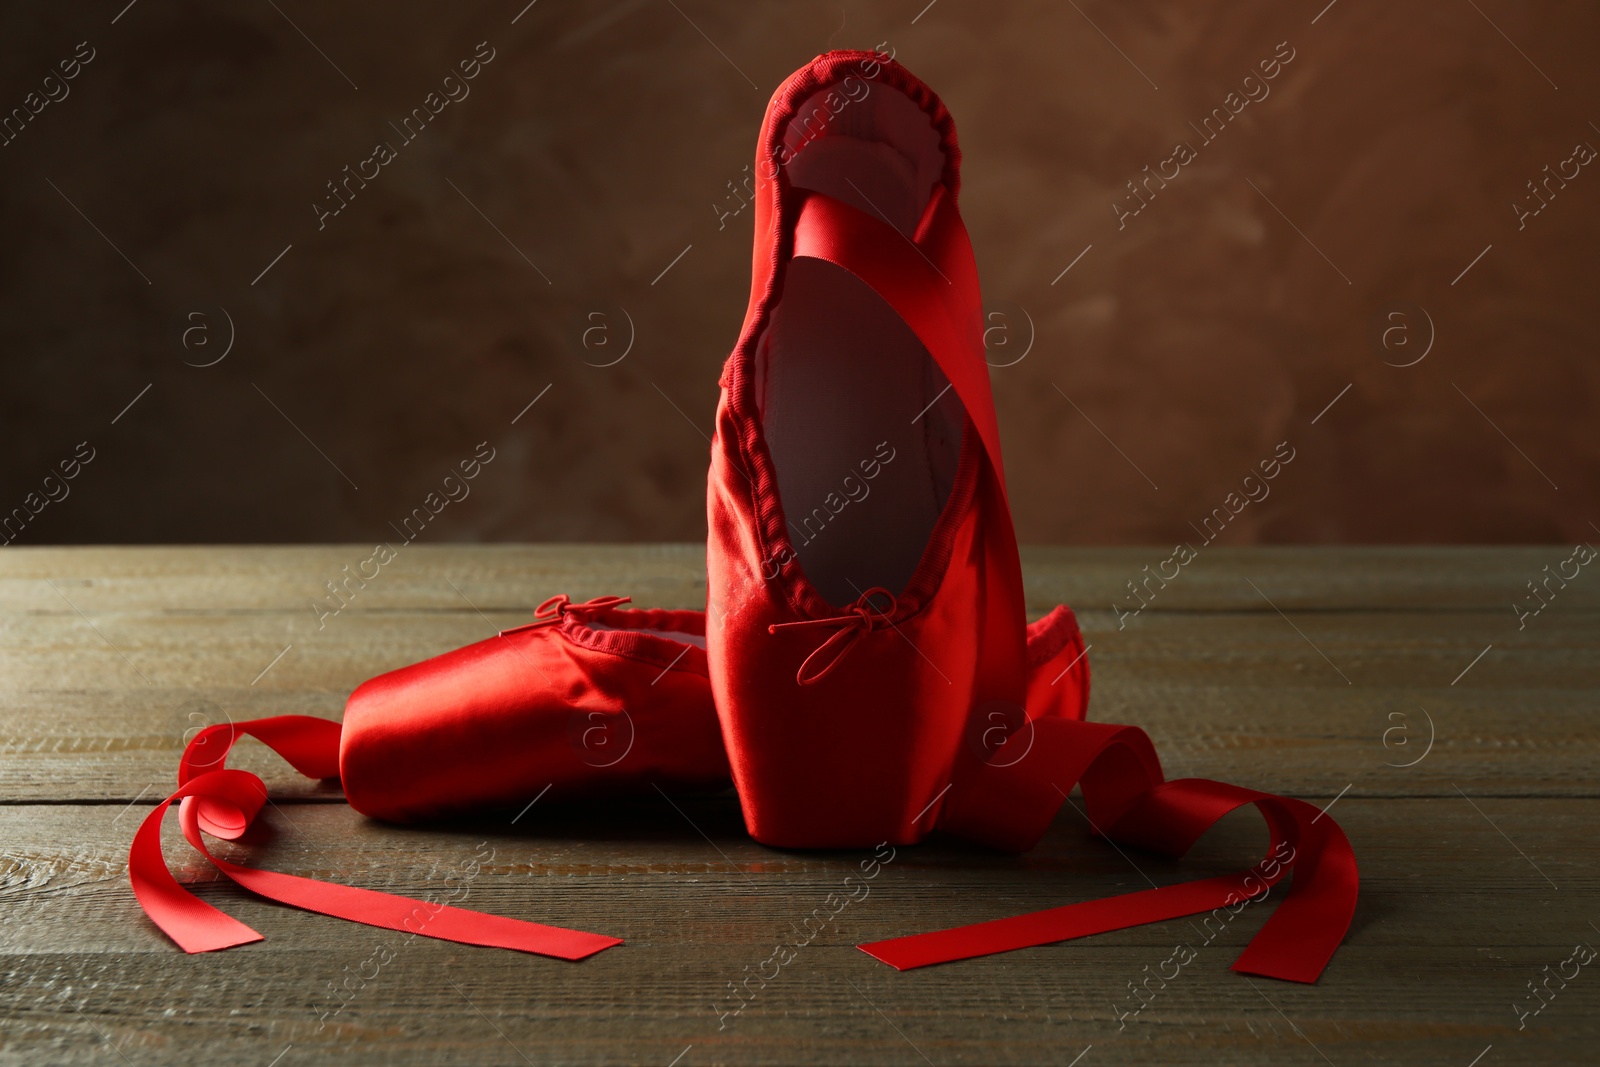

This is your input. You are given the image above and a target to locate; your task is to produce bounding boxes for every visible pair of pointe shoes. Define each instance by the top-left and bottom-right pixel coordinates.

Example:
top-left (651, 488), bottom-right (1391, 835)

top-left (343, 50), bottom-right (1086, 852)
top-left (139, 53), bottom-right (1355, 981)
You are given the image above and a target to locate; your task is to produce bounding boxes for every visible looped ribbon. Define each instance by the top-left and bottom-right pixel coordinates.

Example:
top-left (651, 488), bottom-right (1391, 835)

top-left (129, 715), bottom-right (623, 960)
top-left (500, 594), bottom-right (633, 636)
top-left (767, 587), bottom-right (898, 684)
top-left (863, 715), bottom-right (1358, 983)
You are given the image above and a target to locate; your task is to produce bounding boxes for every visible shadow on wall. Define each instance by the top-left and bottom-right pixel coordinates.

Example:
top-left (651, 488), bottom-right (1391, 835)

top-left (0, 0), bottom-right (1595, 545)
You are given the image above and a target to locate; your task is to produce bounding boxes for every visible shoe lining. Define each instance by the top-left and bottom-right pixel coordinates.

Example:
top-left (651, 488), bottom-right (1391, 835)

top-left (756, 83), bottom-right (966, 607)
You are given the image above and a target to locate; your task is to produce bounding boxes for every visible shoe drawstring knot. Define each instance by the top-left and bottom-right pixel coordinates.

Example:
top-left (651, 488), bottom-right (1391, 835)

top-left (500, 594), bottom-right (632, 636)
top-left (767, 587), bottom-right (898, 685)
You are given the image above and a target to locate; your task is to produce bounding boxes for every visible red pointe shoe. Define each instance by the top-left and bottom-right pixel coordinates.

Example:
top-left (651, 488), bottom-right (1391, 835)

top-left (706, 50), bottom-right (1030, 848)
top-left (128, 594), bottom-right (721, 958)
top-left (340, 594), bottom-right (728, 822)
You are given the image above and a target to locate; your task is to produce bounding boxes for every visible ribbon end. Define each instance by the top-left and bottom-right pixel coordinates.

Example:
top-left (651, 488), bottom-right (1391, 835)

top-left (1230, 959), bottom-right (1323, 985)
top-left (181, 929), bottom-right (266, 954)
top-left (856, 940), bottom-right (916, 971)
top-left (1231, 930), bottom-right (1343, 985)
top-left (563, 934), bottom-right (625, 961)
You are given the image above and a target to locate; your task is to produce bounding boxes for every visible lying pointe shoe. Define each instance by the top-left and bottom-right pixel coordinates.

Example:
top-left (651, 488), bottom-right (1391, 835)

top-left (339, 594), bottom-right (728, 822)
top-left (128, 593), bottom-right (723, 958)
top-left (706, 50), bottom-right (1031, 848)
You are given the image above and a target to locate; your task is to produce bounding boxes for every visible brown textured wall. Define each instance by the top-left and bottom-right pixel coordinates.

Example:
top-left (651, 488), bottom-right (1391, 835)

top-left (1, 1), bottom-right (1595, 546)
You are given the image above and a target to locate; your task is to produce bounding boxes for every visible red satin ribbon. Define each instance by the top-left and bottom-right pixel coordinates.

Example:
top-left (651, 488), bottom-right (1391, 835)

top-left (864, 716), bottom-right (1358, 983)
top-left (794, 184), bottom-right (1004, 485)
top-left (129, 715), bottom-right (622, 960)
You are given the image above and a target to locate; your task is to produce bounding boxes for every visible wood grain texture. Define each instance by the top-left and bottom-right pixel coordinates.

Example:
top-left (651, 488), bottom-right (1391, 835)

top-left (1, 546), bottom-right (1596, 1065)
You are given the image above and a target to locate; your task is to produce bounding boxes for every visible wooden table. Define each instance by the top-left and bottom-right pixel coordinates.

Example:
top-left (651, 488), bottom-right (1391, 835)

top-left (2, 545), bottom-right (1596, 1066)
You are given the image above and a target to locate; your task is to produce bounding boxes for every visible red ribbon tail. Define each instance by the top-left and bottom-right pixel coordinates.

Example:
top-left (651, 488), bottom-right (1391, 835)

top-left (858, 869), bottom-right (1266, 971)
top-left (130, 715), bottom-right (624, 960)
top-left (872, 718), bottom-right (1358, 982)
top-left (129, 783), bottom-right (265, 954)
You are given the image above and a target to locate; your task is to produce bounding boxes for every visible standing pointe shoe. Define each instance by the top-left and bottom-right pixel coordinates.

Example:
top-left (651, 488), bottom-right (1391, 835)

top-left (707, 50), bottom-right (1030, 848)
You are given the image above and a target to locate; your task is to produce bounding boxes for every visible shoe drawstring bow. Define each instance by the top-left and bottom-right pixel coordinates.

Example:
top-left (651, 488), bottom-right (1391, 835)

top-left (499, 594), bottom-right (632, 636)
top-left (768, 587), bottom-right (898, 685)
